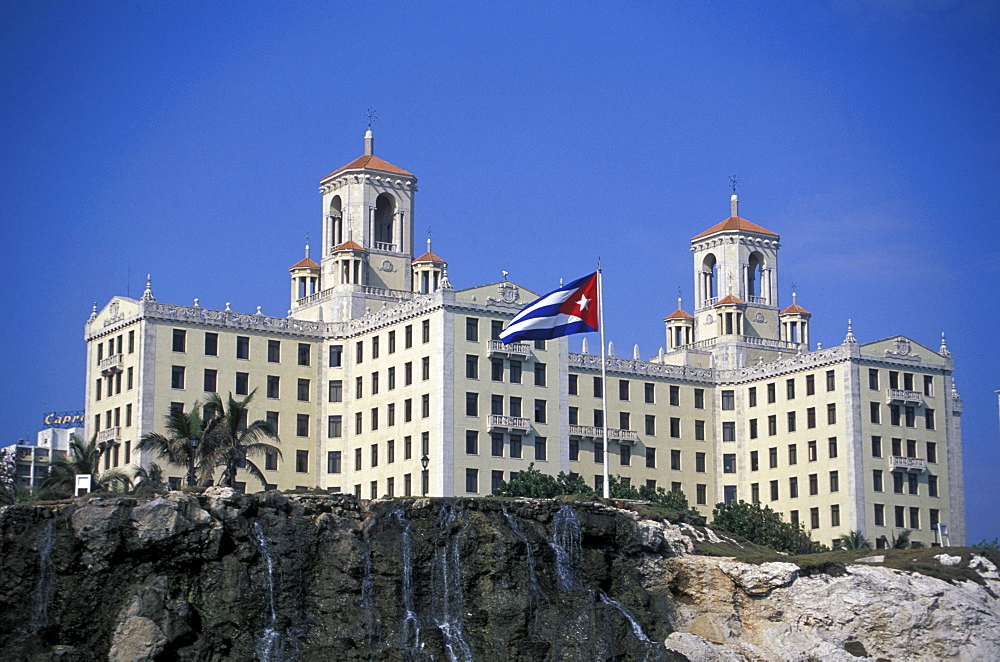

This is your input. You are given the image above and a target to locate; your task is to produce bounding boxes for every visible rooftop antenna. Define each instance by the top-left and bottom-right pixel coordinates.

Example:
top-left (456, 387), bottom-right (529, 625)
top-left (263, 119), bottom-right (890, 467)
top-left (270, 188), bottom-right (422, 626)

top-left (729, 175), bottom-right (739, 194)
top-left (365, 107), bottom-right (377, 129)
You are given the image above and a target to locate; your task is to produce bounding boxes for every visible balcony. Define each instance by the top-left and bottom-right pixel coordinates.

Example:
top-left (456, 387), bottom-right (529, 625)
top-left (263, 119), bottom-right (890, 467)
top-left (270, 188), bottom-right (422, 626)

top-left (96, 427), bottom-right (121, 444)
top-left (886, 389), bottom-right (924, 407)
top-left (99, 353), bottom-right (124, 375)
top-left (889, 455), bottom-right (927, 473)
top-left (374, 241), bottom-right (397, 252)
top-left (568, 425), bottom-right (639, 444)
top-left (488, 339), bottom-right (531, 358)
top-left (488, 415), bottom-right (531, 432)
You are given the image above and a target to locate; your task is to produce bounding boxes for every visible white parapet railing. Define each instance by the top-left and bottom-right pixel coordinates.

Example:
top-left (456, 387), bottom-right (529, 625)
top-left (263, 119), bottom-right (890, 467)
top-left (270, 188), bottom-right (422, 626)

top-left (99, 353), bottom-right (123, 374)
top-left (488, 339), bottom-right (531, 358)
top-left (96, 427), bottom-right (121, 444)
top-left (488, 415), bottom-right (531, 432)
top-left (889, 455), bottom-right (927, 472)
top-left (568, 425), bottom-right (639, 443)
top-left (886, 389), bottom-right (924, 406)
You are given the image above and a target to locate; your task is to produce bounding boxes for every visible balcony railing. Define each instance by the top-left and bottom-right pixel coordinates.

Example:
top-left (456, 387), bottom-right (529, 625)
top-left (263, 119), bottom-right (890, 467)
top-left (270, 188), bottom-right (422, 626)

top-left (568, 425), bottom-right (639, 443)
top-left (747, 295), bottom-right (767, 304)
top-left (374, 241), bottom-right (396, 252)
top-left (99, 353), bottom-right (123, 375)
top-left (96, 427), bottom-right (121, 444)
top-left (886, 389), bottom-right (924, 406)
top-left (488, 415), bottom-right (531, 432)
top-left (488, 339), bottom-right (531, 358)
top-left (889, 455), bottom-right (927, 472)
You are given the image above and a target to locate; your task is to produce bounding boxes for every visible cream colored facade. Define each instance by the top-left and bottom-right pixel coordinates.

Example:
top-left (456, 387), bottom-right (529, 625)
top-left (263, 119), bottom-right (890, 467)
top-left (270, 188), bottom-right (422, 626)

top-left (83, 132), bottom-right (965, 548)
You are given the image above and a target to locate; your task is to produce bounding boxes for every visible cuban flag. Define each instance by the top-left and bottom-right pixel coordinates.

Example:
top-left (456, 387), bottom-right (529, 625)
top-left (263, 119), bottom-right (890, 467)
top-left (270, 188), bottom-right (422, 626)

top-left (500, 272), bottom-right (599, 343)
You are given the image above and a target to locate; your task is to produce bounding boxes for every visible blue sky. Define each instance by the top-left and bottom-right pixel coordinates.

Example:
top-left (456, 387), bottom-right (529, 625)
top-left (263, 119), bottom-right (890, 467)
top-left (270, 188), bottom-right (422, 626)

top-left (2, 1), bottom-right (997, 541)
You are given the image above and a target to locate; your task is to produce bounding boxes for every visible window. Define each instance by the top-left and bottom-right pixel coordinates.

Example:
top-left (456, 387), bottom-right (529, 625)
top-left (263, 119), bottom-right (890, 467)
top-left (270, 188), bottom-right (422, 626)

top-left (903, 373), bottom-right (914, 391)
top-left (510, 435), bottom-right (522, 458)
top-left (370, 407), bottom-right (379, 431)
top-left (721, 390), bottom-right (734, 410)
top-left (930, 508), bottom-right (940, 531)
top-left (404, 436), bottom-right (412, 460)
top-left (534, 339), bottom-right (546, 350)
top-left (724, 486), bottom-right (737, 504)
top-left (925, 408), bottom-right (935, 430)
top-left (619, 444), bottom-right (631, 466)
top-left (568, 374), bottom-right (578, 395)
top-left (422, 394), bottom-right (430, 418)
top-left (829, 437), bottom-right (838, 458)
top-left (767, 383), bottom-right (776, 404)
top-left (696, 484), bottom-right (707, 506)
top-left (328, 415), bottom-right (342, 438)
top-left (892, 437), bottom-right (902, 456)
top-left (787, 411), bottom-right (796, 432)
top-left (826, 370), bottom-right (836, 392)
top-left (618, 379), bottom-right (630, 401)
top-left (405, 324), bottom-right (413, 348)
top-left (768, 415), bottom-right (777, 436)
top-left (296, 450), bottom-right (309, 473)
top-left (895, 505), bottom-right (905, 528)
top-left (127, 367), bottom-right (133, 390)
top-left (909, 507), bottom-right (920, 530)
top-left (788, 444), bottom-right (797, 465)
top-left (904, 406), bottom-right (916, 427)
top-left (491, 358), bottom-right (503, 382)
top-left (490, 320), bottom-right (503, 340)
top-left (466, 317), bottom-right (479, 341)
top-left (808, 440), bottom-right (817, 462)
top-left (889, 371), bottom-right (899, 389)
top-left (354, 448), bottom-right (362, 472)
top-left (296, 414), bottom-right (309, 437)
top-left (465, 468), bottom-right (478, 493)
top-left (769, 479), bottom-right (779, 501)
top-left (128, 330), bottom-right (135, 353)
top-left (908, 473), bottom-right (918, 495)
top-left (266, 449), bottom-right (279, 471)
top-left (355, 376), bottom-right (364, 399)
top-left (465, 392), bottom-right (478, 417)
top-left (810, 507), bottom-right (820, 530)
top-left (871, 436), bottom-right (882, 457)
top-left (723, 453), bottom-right (736, 473)
top-left (171, 365), bottom-right (185, 390)
top-left (569, 438), bottom-right (579, 461)
top-left (923, 375), bottom-right (934, 396)
top-left (387, 366), bottom-right (396, 391)
top-left (722, 421), bottom-right (735, 442)
top-left (490, 432), bottom-right (503, 457)
top-left (510, 360), bottom-right (521, 384)
top-left (371, 481), bottom-right (378, 499)
top-left (593, 377), bottom-right (603, 398)
top-left (387, 403), bottom-right (395, 427)
top-left (329, 344), bottom-right (343, 367)
top-left (236, 336), bottom-right (249, 360)
top-left (827, 403), bottom-right (837, 425)
top-left (594, 441), bottom-right (604, 463)
top-left (645, 415), bottom-right (655, 436)
top-left (422, 357), bottom-right (430, 381)
top-left (874, 503), bottom-right (885, 527)
top-left (619, 412), bottom-right (630, 430)
top-left (694, 420), bottom-right (705, 441)
top-left (646, 447), bottom-right (656, 468)
top-left (809, 473), bottom-right (818, 496)
top-left (671, 449), bottom-right (681, 471)
top-left (889, 404), bottom-right (901, 426)
top-left (370, 443), bottom-right (379, 468)
top-left (670, 417), bottom-right (680, 438)
top-left (405, 362), bottom-right (413, 386)
top-left (568, 407), bottom-right (578, 424)
top-left (806, 374), bottom-right (815, 396)
top-left (204, 369), bottom-right (217, 392)
top-left (534, 363), bottom-right (546, 387)
top-left (893, 472), bottom-right (904, 494)
top-left (907, 438), bottom-right (917, 458)
top-left (125, 403), bottom-right (132, 427)
top-left (356, 341), bottom-right (364, 364)
top-left (422, 319), bottom-right (430, 343)
top-left (748, 386), bottom-right (757, 407)
top-left (789, 477), bottom-right (799, 498)
top-left (371, 336), bottom-right (380, 359)
top-left (388, 330), bottom-right (396, 354)
top-left (267, 375), bottom-right (280, 399)
top-left (329, 380), bottom-right (343, 403)
top-left (534, 399), bottom-right (546, 424)
top-left (927, 442), bottom-right (937, 463)
top-left (787, 378), bottom-right (796, 400)
top-left (830, 470), bottom-right (839, 493)
top-left (695, 452), bottom-right (706, 473)
top-left (869, 369), bottom-right (879, 390)
top-left (749, 418), bottom-right (758, 439)
top-left (323, 450), bottom-right (341, 474)
top-left (267, 340), bottom-right (280, 363)
top-left (404, 398), bottom-right (412, 423)
top-left (694, 388), bottom-right (704, 409)
top-left (172, 329), bottom-right (186, 352)
top-left (807, 407), bottom-right (816, 429)
top-left (929, 475), bottom-right (939, 497)
top-left (297, 378), bottom-right (310, 402)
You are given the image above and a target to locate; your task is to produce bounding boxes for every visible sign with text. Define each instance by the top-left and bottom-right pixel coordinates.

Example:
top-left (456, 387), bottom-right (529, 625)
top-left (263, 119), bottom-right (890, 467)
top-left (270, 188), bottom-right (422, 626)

top-left (43, 411), bottom-right (85, 429)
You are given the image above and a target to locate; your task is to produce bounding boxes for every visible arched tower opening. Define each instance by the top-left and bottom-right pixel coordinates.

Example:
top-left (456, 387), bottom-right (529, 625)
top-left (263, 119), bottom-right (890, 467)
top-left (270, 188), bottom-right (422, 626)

top-left (702, 253), bottom-right (718, 305)
top-left (328, 195), bottom-right (343, 248)
top-left (747, 252), bottom-right (763, 299)
top-left (374, 193), bottom-right (396, 249)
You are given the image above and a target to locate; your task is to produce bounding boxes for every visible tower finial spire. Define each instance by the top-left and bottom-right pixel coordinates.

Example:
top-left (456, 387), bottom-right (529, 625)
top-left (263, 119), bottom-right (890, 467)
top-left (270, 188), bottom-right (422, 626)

top-left (141, 274), bottom-right (156, 302)
top-left (364, 108), bottom-right (376, 155)
top-left (939, 331), bottom-right (951, 356)
top-left (729, 175), bottom-right (739, 217)
top-left (844, 318), bottom-right (857, 344)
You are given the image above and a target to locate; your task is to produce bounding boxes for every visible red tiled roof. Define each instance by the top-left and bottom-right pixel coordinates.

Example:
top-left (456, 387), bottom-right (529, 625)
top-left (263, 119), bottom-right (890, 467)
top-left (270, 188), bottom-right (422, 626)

top-left (332, 240), bottom-right (366, 252)
top-left (781, 303), bottom-right (811, 315)
top-left (288, 257), bottom-right (320, 270)
top-left (321, 154), bottom-right (413, 181)
top-left (412, 251), bottom-right (445, 264)
top-left (715, 295), bottom-right (747, 306)
top-left (692, 216), bottom-right (778, 240)
top-left (664, 309), bottom-right (694, 320)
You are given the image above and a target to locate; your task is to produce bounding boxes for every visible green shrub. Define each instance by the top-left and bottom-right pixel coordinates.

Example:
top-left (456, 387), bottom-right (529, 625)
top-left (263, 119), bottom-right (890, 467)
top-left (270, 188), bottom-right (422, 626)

top-left (711, 500), bottom-right (824, 554)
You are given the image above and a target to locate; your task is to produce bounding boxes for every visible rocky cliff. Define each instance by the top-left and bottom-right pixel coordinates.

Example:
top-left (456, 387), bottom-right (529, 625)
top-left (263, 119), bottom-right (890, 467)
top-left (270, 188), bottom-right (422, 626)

top-left (1, 490), bottom-right (997, 661)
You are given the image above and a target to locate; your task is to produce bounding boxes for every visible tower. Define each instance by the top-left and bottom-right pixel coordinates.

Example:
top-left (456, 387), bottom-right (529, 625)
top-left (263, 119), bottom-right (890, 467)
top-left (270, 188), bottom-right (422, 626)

top-left (288, 242), bottom-right (320, 307)
top-left (690, 194), bottom-right (781, 344)
top-left (412, 237), bottom-right (446, 293)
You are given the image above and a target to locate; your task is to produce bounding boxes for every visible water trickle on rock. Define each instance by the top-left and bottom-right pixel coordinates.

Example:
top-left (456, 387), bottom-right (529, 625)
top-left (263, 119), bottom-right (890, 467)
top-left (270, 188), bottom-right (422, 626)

top-left (390, 509), bottom-right (421, 653)
top-left (599, 591), bottom-right (651, 642)
top-left (548, 505), bottom-right (583, 590)
top-left (502, 506), bottom-right (539, 596)
top-left (433, 503), bottom-right (473, 661)
top-left (251, 521), bottom-right (280, 662)
top-left (27, 519), bottom-right (55, 635)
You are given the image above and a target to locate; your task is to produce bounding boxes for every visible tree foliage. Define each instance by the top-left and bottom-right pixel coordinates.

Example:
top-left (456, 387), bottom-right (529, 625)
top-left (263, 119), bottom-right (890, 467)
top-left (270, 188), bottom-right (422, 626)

top-left (42, 433), bottom-right (132, 495)
top-left (838, 530), bottom-right (872, 550)
top-left (199, 391), bottom-right (280, 489)
top-left (711, 500), bottom-right (824, 554)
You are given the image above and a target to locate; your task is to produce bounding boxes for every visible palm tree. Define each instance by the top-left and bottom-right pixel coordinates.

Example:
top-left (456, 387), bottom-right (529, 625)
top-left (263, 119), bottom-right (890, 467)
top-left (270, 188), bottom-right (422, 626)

top-left (838, 530), bottom-right (873, 550)
top-left (199, 390), bottom-right (280, 490)
top-left (138, 405), bottom-right (203, 485)
top-left (131, 462), bottom-right (166, 496)
top-left (891, 529), bottom-right (912, 549)
top-left (42, 433), bottom-right (132, 494)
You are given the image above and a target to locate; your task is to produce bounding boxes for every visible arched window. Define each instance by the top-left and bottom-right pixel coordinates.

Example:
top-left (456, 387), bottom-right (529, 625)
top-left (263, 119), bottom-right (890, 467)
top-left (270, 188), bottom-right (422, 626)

top-left (329, 196), bottom-right (343, 245)
top-left (702, 254), bottom-right (718, 303)
top-left (747, 252), bottom-right (763, 298)
top-left (374, 193), bottom-right (395, 248)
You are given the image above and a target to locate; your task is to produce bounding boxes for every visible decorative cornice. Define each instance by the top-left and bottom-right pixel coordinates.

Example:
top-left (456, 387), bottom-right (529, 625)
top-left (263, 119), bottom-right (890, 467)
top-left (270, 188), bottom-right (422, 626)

top-left (568, 353), bottom-right (714, 382)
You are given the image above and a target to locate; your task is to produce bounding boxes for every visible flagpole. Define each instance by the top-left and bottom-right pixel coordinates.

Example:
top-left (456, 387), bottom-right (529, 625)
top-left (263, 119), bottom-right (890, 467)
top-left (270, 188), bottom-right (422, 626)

top-left (598, 262), bottom-right (610, 499)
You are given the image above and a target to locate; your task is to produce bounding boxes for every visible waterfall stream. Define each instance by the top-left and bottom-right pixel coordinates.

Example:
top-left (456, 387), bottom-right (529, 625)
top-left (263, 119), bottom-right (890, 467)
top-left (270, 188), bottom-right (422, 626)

top-left (251, 522), bottom-right (280, 662)
top-left (27, 520), bottom-right (55, 635)
top-left (548, 505), bottom-right (583, 590)
top-left (599, 592), bottom-right (651, 642)
top-left (502, 507), bottom-right (539, 596)
top-left (390, 509), bottom-right (421, 653)
top-left (433, 504), bottom-right (473, 662)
